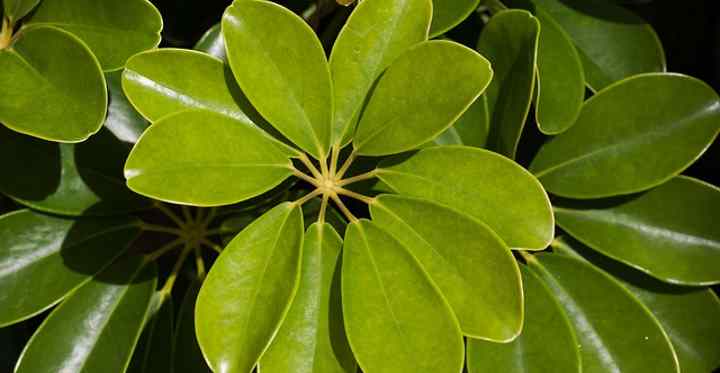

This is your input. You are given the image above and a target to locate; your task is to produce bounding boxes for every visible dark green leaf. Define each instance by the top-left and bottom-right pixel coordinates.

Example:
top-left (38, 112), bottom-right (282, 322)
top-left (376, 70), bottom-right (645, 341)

top-left (105, 70), bottom-right (149, 144)
top-left (450, 94), bottom-right (490, 147)
top-left (128, 294), bottom-right (174, 373)
top-left (194, 23), bottom-right (226, 62)
top-left (429, 0), bottom-right (481, 37)
top-left (2, 0), bottom-right (41, 22)
top-left (173, 282), bottom-right (211, 373)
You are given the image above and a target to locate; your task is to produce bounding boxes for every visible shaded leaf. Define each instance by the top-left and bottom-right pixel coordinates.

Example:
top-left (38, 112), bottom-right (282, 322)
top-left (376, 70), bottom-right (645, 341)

top-left (128, 294), bottom-right (174, 373)
top-left (450, 94), bottom-right (490, 147)
top-left (2, 0), bottom-right (41, 22)
top-left (429, 0), bottom-right (481, 37)
top-left (105, 70), bottom-right (149, 144)
top-left (173, 282), bottom-right (211, 373)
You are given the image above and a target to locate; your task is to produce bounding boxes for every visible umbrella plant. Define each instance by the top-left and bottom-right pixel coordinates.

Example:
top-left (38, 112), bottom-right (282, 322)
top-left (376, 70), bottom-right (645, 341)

top-left (1, 0), bottom-right (719, 372)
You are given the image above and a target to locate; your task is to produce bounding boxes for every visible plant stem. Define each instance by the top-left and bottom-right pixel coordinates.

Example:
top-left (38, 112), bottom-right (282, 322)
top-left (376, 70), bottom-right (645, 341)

top-left (139, 223), bottom-right (184, 236)
top-left (335, 149), bottom-right (357, 180)
top-left (337, 188), bottom-right (375, 204)
top-left (154, 202), bottom-right (185, 227)
top-left (297, 153), bottom-right (323, 180)
top-left (0, 17), bottom-right (12, 50)
top-left (200, 238), bottom-right (223, 254)
top-left (292, 168), bottom-right (321, 187)
top-left (194, 248), bottom-right (206, 279)
top-left (204, 228), bottom-right (236, 237)
top-left (294, 189), bottom-right (323, 206)
top-left (159, 244), bottom-right (192, 296)
top-left (330, 194), bottom-right (358, 223)
top-left (318, 193), bottom-right (329, 224)
top-left (338, 169), bottom-right (378, 186)
top-left (518, 250), bottom-right (537, 264)
top-left (330, 144), bottom-right (340, 177)
top-left (181, 205), bottom-right (193, 224)
top-left (202, 207), bottom-right (217, 227)
top-left (145, 237), bottom-right (185, 262)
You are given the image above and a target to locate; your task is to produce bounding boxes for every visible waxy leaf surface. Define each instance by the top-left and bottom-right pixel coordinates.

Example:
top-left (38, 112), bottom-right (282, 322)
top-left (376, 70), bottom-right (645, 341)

top-left (223, 0), bottom-right (332, 159)
top-left (341, 220), bottom-right (464, 373)
top-left (478, 10), bottom-right (539, 158)
top-left (330, 0), bottom-right (431, 143)
top-left (196, 203), bottom-right (303, 373)
top-left (260, 223), bottom-right (355, 373)
top-left (124, 110), bottom-right (294, 206)
top-left (173, 282), bottom-right (212, 373)
top-left (467, 265), bottom-right (580, 373)
top-left (15, 256), bottom-right (157, 373)
top-left (0, 26), bottom-right (106, 142)
top-left (27, 0), bottom-right (162, 70)
top-left (0, 210), bottom-right (139, 327)
top-left (531, 73), bottom-right (720, 198)
top-left (105, 71), bottom-right (149, 144)
top-left (194, 23), bottom-right (226, 62)
top-left (377, 146), bottom-right (553, 250)
top-left (429, 0), bottom-right (481, 37)
top-left (370, 195), bottom-right (522, 340)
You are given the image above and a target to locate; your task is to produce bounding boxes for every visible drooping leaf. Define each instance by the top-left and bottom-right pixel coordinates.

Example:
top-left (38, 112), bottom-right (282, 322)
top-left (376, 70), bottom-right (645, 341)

top-left (531, 73), bottom-right (720, 198)
top-left (128, 294), bottom-right (174, 373)
top-left (0, 210), bottom-right (140, 327)
top-left (477, 9), bottom-right (539, 158)
top-left (353, 40), bottom-right (492, 156)
top-left (429, 0), bottom-right (481, 37)
top-left (0, 126), bottom-right (150, 216)
top-left (341, 220), bottom-right (464, 373)
top-left (0, 26), bottom-right (106, 142)
top-left (467, 265), bottom-right (580, 373)
top-left (518, 0), bottom-right (665, 90)
top-left (529, 253), bottom-right (679, 373)
top-left (194, 23), bottom-right (226, 62)
top-left (555, 176), bottom-right (720, 285)
top-left (377, 146), bottom-right (553, 250)
top-left (124, 110), bottom-right (295, 206)
top-left (196, 203), bottom-right (304, 373)
top-left (450, 94), bottom-right (490, 147)
top-left (15, 256), bottom-right (157, 373)
top-left (329, 0), bottom-right (431, 143)
top-left (260, 223), bottom-right (355, 373)
top-left (26, 0), bottom-right (162, 70)
top-left (223, 0), bottom-right (332, 159)
top-left (105, 71), bottom-right (149, 144)
top-left (173, 282), bottom-right (211, 373)
top-left (2, 0), bottom-right (41, 23)
top-left (370, 195), bottom-right (523, 341)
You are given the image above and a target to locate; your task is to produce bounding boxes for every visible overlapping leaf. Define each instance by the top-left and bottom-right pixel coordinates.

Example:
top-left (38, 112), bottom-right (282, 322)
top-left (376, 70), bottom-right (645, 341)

top-left (194, 24), bottom-right (226, 62)
top-left (173, 282), bottom-right (212, 373)
top-left (429, 0), bottom-right (481, 37)
top-left (105, 71), bottom-right (149, 144)
top-left (3, 0), bottom-right (41, 23)
top-left (128, 294), bottom-right (174, 373)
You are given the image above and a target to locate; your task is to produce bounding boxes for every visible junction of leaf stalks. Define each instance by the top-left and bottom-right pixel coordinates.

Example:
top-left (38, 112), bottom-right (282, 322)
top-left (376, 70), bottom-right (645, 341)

top-left (0, 17), bottom-right (14, 50)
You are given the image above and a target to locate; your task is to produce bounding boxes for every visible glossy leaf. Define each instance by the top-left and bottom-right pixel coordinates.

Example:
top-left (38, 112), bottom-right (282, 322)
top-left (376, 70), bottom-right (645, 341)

top-left (477, 10), bottom-right (539, 158)
top-left (429, 0), bottom-right (481, 37)
top-left (0, 210), bottom-right (139, 327)
top-left (329, 0), bottom-right (431, 143)
top-left (523, 0), bottom-right (665, 90)
top-left (194, 23), bottom-right (226, 62)
top-left (122, 49), bottom-right (256, 124)
top-left (467, 265), bottom-right (580, 373)
top-left (105, 71), bottom-right (149, 144)
top-left (173, 282), bottom-right (211, 373)
top-left (196, 203), bottom-right (303, 373)
top-left (26, 0), bottom-right (162, 70)
top-left (0, 26), bottom-right (106, 142)
top-left (450, 94), bottom-right (490, 147)
top-left (341, 220), bottom-right (464, 373)
top-left (531, 73), bottom-right (720, 198)
top-left (353, 40), bottom-right (492, 156)
top-left (124, 110), bottom-right (294, 206)
top-left (15, 256), bottom-right (157, 373)
top-left (223, 0), bottom-right (332, 159)
top-left (529, 253), bottom-right (679, 373)
top-left (128, 294), bottom-right (174, 373)
top-left (0, 126), bottom-right (149, 216)
top-left (370, 195), bottom-right (523, 340)
top-left (3, 0), bottom-right (41, 22)
top-left (260, 223), bottom-right (355, 373)
top-left (377, 146), bottom-right (553, 250)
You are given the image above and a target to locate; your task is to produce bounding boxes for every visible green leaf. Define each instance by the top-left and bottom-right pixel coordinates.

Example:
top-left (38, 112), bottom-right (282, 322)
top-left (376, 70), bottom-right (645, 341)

top-left (196, 203), bottom-right (303, 373)
top-left (105, 71), bottom-right (149, 144)
top-left (353, 40), bottom-right (492, 156)
top-left (0, 26), bottom-right (106, 142)
top-left (122, 49), bottom-right (258, 124)
top-left (0, 210), bottom-right (140, 327)
top-left (520, 0), bottom-right (665, 90)
top-left (377, 146), bottom-right (553, 250)
top-left (329, 0), bottom-right (431, 144)
top-left (2, 0), bottom-right (41, 22)
top-left (370, 195), bottom-right (522, 341)
top-left (124, 110), bottom-right (294, 206)
top-left (260, 223), bottom-right (355, 373)
top-left (429, 0), bottom-right (481, 37)
top-left (0, 126), bottom-right (150, 216)
top-left (450, 94), bottom-right (490, 147)
top-left (467, 265), bottom-right (580, 373)
top-left (555, 176), bottom-right (720, 285)
top-left (529, 253), bottom-right (679, 373)
top-left (478, 9), bottom-right (539, 158)
top-left (223, 0), bottom-right (332, 159)
top-left (15, 256), bottom-right (157, 373)
top-left (530, 73), bottom-right (720, 198)
top-left (194, 23), bottom-right (226, 62)
top-left (128, 294), bottom-right (174, 373)
top-left (26, 0), bottom-right (162, 71)
top-left (341, 220), bottom-right (464, 373)
top-left (173, 282), bottom-right (211, 373)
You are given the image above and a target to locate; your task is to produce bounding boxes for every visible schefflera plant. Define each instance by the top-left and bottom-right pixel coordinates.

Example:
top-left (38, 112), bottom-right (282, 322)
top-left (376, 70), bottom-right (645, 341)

top-left (121, 0), bottom-right (555, 371)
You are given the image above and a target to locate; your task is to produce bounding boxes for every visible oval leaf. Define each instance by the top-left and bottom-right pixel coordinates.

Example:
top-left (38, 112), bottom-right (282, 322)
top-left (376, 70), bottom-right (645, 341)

top-left (173, 282), bottom-right (211, 373)
top-left (353, 40), bottom-right (492, 156)
top-left (194, 23), bottom-right (226, 62)
top-left (0, 210), bottom-right (140, 327)
top-left (450, 94), bottom-right (490, 147)
top-left (260, 223), bottom-right (355, 373)
top-left (429, 0), bottom-right (481, 37)
top-left (529, 253), bottom-right (679, 373)
top-left (223, 0), bottom-right (332, 159)
top-left (377, 146), bottom-right (553, 250)
top-left (124, 110), bottom-right (294, 206)
top-left (342, 220), bottom-right (464, 373)
top-left (467, 265), bottom-right (580, 373)
top-left (3, 0), bottom-right (41, 23)
top-left (15, 256), bottom-right (157, 373)
top-left (105, 70), bottom-right (149, 144)
top-left (196, 203), bottom-right (303, 373)
top-left (26, 0), bottom-right (162, 70)
top-left (478, 9), bottom-right (540, 158)
top-left (531, 73), bottom-right (720, 198)
top-left (330, 0), bottom-right (431, 143)
top-left (370, 195), bottom-right (523, 341)
top-left (0, 26), bottom-right (106, 142)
